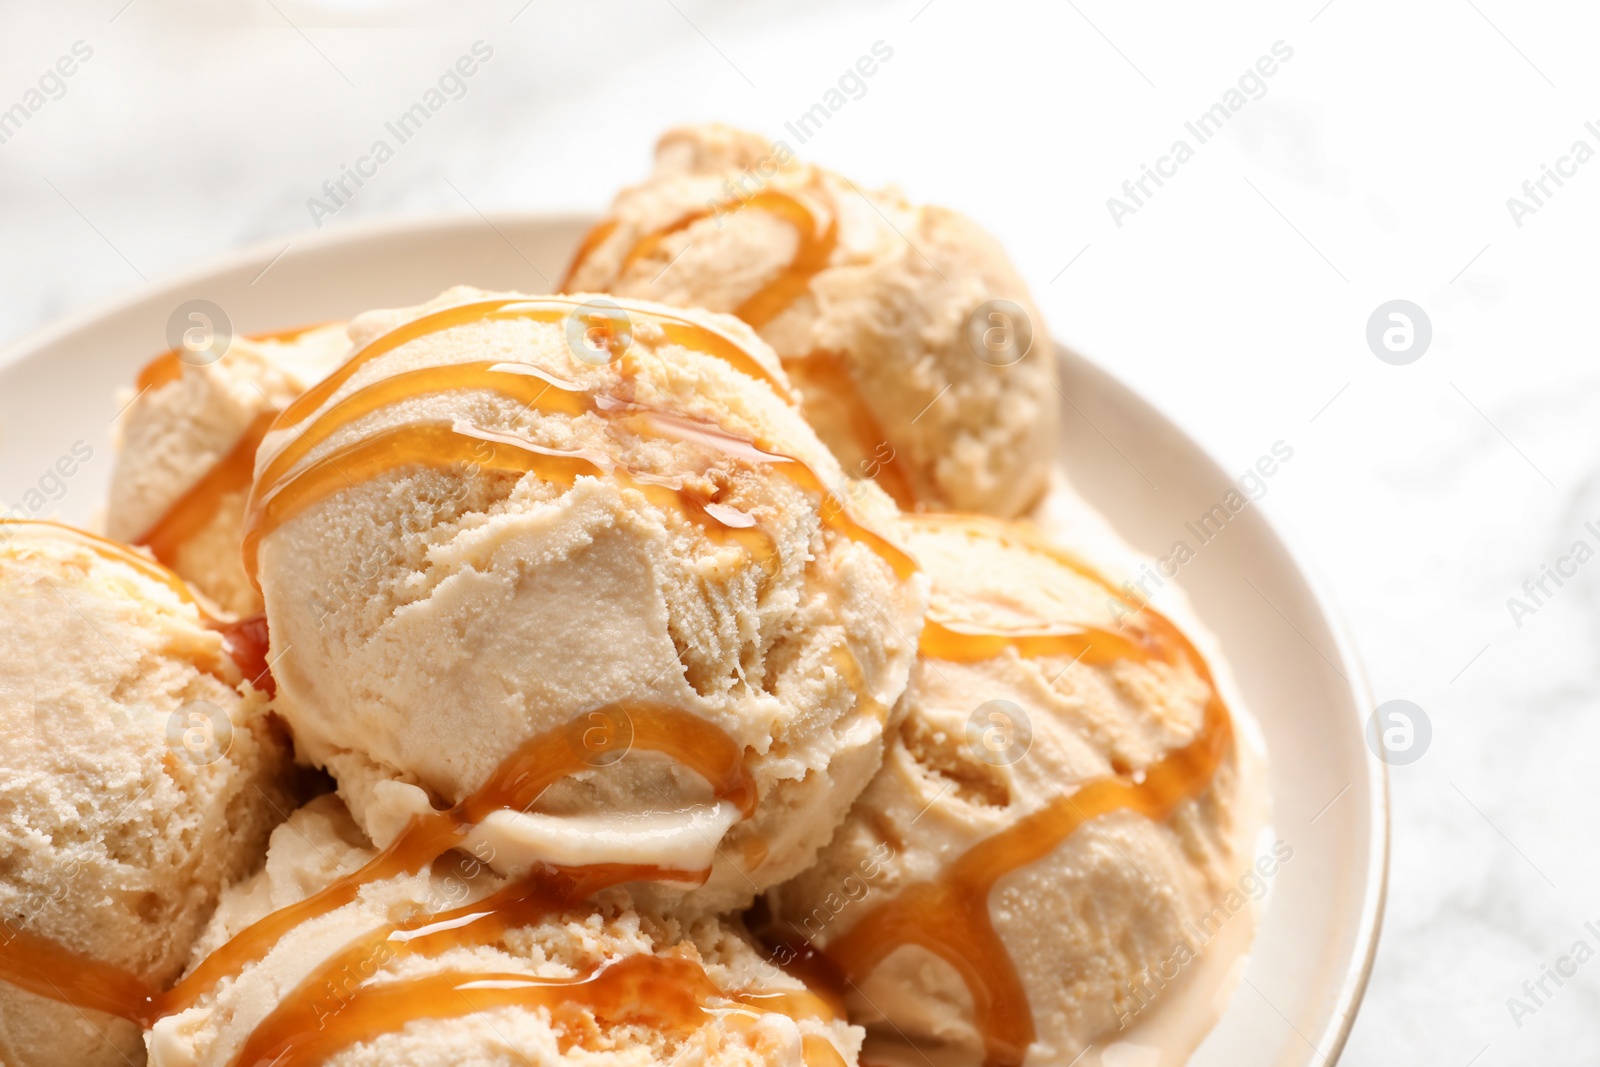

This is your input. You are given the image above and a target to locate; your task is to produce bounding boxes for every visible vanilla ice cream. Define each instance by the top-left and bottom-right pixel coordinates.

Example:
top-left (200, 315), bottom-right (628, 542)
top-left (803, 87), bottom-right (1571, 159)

top-left (562, 124), bottom-right (1058, 518)
top-left (108, 322), bottom-right (350, 615)
top-left (0, 521), bottom-right (294, 1067)
top-left (250, 287), bottom-right (927, 912)
top-left (767, 515), bottom-right (1247, 1066)
top-left (150, 795), bottom-right (862, 1067)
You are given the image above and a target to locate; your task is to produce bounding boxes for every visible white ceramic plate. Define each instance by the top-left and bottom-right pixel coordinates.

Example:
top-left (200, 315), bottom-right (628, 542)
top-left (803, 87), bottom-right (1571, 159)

top-left (0, 214), bottom-right (1385, 1067)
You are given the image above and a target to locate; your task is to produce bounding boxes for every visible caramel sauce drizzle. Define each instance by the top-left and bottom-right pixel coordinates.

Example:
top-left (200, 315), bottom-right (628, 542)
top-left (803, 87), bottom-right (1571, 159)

top-left (243, 954), bottom-right (717, 1067)
top-left (164, 700), bottom-right (756, 1016)
top-left (0, 520), bottom-right (277, 694)
top-left (0, 699), bottom-right (759, 1035)
top-left (213, 612), bottom-right (275, 697)
top-left (822, 515), bottom-right (1235, 1067)
top-left (254, 361), bottom-right (593, 493)
top-left (561, 189), bottom-right (837, 332)
top-left (782, 351), bottom-right (918, 511)
top-left (269, 299), bottom-right (791, 438)
top-left (134, 410), bottom-right (276, 568)
top-left (562, 191), bottom-right (922, 513)
top-left (128, 323), bottom-right (335, 570)
top-left (233, 868), bottom-right (702, 1067)
top-left (245, 878), bottom-right (853, 1067)
top-left (243, 303), bottom-right (916, 582)
top-left (0, 925), bottom-right (160, 1026)
top-left (0, 521), bottom-right (290, 1019)
top-left (235, 857), bottom-right (846, 1067)
top-left (241, 418), bottom-right (775, 583)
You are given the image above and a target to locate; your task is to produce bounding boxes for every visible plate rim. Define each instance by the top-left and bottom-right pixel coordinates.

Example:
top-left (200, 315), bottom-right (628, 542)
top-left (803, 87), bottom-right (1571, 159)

top-left (0, 210), bottom-right (1390, 1065)
top-left (1060, 349), bottom-right (1389, 1064)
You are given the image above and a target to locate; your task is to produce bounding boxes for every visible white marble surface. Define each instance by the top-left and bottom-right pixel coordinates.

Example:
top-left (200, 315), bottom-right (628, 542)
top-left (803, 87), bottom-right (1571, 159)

top-left (3, 1), bottom-right (1598, 1063)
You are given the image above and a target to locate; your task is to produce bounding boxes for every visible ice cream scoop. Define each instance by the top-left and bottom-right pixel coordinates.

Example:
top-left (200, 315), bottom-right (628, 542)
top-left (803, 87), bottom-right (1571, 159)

top-left (765, 514), bottom-right (1249, 1066)
top-left (561, 124), bottom-right (1058, 519)
top-left (0, 521), bottom-right (294, 1067)
top-left (107, 322), bottom-right (350, 615)
top-left (147, 794), bottom-right (862, 1067)
top-left (248, 287), bottom-right (927, 912)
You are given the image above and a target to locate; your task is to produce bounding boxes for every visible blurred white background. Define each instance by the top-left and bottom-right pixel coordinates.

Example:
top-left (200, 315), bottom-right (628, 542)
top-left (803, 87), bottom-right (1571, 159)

top-left (3, 0), bottom-right (1598, 1062)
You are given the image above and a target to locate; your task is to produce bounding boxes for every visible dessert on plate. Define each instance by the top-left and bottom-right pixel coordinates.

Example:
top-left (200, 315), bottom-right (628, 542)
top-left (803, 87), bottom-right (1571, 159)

top-left (248, 287), bottom-right (926, 912)
top-left (0, 521), bottom-right (293, 1067)
top-left (108, 323), bottom-right (351, 615)
top-left (0, 127), bottom-right (1265, 1067)
top-left (767, 515), bottom-right (1243, 1065)
top-left (563, 124), bottom-right (1058, 519)
top-left (149, 794), bottom-right (860, 1067)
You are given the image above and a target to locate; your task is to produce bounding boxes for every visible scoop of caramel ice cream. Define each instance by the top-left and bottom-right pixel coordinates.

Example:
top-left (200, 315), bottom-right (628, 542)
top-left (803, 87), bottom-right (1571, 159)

top-left (767, 515), bottom-right (1248, 1065)
top-left (107, 322), bottom-right (350, 615)
top-left (562, 124), bottom-right (1057, 518)
top-left (251, 287), bottom-right (927, 913)
top-left (148, 795), bottom-right (862, 1067)
top-left (0, 522), bottom-right (293, 1067)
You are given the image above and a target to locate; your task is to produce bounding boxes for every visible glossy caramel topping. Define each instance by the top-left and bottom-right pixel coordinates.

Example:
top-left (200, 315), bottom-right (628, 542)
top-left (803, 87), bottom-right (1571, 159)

top-left (803, 1033), bottom-right (852, 1067)
top-left (213, 613), bottom-right (275, 696)
top-left (823, 514), bottom-right (1235, 1067)
top-left (160, 701), bottom-right (756, 1015)
top-left (241, 419), bottom-right (775, 583)
top-left (271, 299), bottom-right (791, 436)
top-left (256, 361), bottom-right (594, 492)
top-left (243, 321), bottom-right (914, 583)
top-left (782, 351), bottom-right (917, 511)
top-left (134, 410), bottom-right (276, 568)
top-left (0, 926), bottom-right (158, 1026)
top-left (240, 954), bottom-right (717, 1067)
top-left (623, 408), bottom-right (918, 580)
top-left (918, 618), bottom-right (1158, 667)
top-left (828, 643), bottom-right (888, 725)
top-left (233, 868), bottom-right (689, 1067)
top-left (237, 860), bottom-right (847, 1067)
top-left (135, 350), bottom-right (183, 393)
top-left (632, 190), bottom-right (836, 330)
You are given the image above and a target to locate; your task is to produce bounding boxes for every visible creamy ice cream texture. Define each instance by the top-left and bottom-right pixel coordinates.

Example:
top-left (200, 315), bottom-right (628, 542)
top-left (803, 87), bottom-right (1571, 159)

top-left (249, 287), bottom-right (927, 911)
top-left (0, 521), bottom-right (294, 1067)
top-left (107, 322), bottom-right (351, 615)
top-left (561, 124), bottom-right (1058, 519)
top-left (149, 795), bottom-right (862, 1067)
top-left (767, 514), bottom-right (1245, 1066)
top-left (0, 126), bottom-right (1266, 1067)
